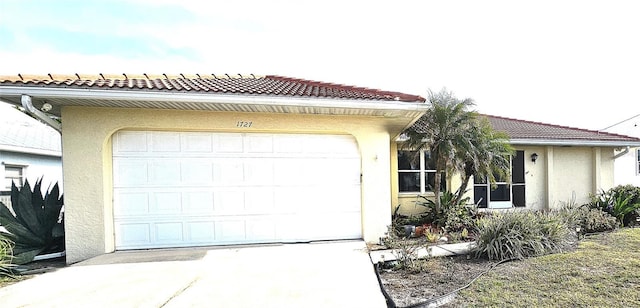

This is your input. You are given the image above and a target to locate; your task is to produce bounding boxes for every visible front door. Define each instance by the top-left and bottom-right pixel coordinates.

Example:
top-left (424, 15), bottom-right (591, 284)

top-left (474, 150), bottom-right (526, 208)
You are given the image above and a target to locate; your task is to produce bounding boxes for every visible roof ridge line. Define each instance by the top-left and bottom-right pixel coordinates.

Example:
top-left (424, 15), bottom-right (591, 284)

top-left (481, 113), bottom-right (640, 141)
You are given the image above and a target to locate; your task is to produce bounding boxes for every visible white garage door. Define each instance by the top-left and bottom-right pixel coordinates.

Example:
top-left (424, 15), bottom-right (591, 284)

top-left (112, 131), bottom-right (362, 250)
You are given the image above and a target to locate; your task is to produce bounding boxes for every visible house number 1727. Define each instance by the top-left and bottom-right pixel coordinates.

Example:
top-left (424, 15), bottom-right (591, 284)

top-left (236, 121), bottom-right (253, 128)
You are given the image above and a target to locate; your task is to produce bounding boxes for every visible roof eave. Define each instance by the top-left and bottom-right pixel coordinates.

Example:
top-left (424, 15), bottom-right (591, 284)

top-left (509, 138), bottom-right (640, 147)
top-left (0, 86), bottom-right (428, 118)
top-left (0, 144), bottom-right (62, 157)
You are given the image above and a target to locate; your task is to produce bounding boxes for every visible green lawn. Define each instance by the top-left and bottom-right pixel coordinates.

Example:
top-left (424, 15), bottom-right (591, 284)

top-left (455, 228), bottom-right (640, 307)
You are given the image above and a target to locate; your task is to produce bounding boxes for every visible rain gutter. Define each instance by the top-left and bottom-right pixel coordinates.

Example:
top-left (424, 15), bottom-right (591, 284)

top-left (613, 146), bottom-right (630, 159)
top-left (21, 95), bottom-right (61, 132)
top-left (1, 86), bottom-right (429, 115)
top-left (508, 138), bottom-right (640, 148)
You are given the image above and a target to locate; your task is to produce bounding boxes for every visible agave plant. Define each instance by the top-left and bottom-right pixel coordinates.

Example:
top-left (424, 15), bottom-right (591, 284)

top-left (0, 179), bottom-right (64, 264)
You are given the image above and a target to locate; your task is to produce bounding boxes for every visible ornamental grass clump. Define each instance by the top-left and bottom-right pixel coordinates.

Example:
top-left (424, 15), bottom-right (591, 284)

top-left (473, 211), bottom-right (572, 261)
top-left (0, 234), bottom-right (14, 277)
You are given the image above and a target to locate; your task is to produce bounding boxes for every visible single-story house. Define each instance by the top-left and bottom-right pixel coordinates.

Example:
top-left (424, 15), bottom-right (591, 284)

top-left (0, 74), bottom-right (428, 263)
top-left (601, 114), bottom-right (640, 186)
top-left (393, 114), bottom-right (640, 215)
top-left (0, 102), bottom-right (62, 206)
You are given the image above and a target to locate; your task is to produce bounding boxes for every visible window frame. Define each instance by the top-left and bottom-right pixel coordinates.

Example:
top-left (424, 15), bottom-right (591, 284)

top-left (398, 150), bottom-right (444, 194)
top-left (636, 148), bottom-right (640, 176)
top-left (473, 150), bottom-right (526, 208)
top-left (3, 164), bottom-right (26, 191)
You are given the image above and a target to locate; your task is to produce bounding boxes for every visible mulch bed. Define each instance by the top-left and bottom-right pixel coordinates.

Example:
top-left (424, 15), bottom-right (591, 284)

top-left (378, 255), bottom-right (496, 307)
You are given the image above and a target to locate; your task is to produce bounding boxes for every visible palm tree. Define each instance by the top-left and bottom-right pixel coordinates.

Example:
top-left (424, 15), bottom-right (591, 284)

top-left (453, 117), bottom-right (514, 205)
top-left (403, 89), bottom-right (513, 211)
top-left (403, 89), bottom-right (475, 212)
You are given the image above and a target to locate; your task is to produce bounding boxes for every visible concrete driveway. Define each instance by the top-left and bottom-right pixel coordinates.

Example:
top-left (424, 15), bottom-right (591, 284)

top-left (0, 241), bottom-right (387, 308)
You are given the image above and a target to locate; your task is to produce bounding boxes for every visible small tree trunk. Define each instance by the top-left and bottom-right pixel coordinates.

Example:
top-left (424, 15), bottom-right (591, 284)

top-left (433, 159), bottom-right (444, 212)
top-left (454, 162), bottom-right (474, 205)
top-left (455, 174), bottom-right (472, 205)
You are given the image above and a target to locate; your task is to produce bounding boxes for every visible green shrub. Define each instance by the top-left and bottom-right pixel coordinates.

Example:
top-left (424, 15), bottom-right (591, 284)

top-left (0, 234), bottom-right (14, 277)
top-left (418, 190), bottom-right (476, 232)
top-left (473, 211), bottom-right (571, 261)
top-left (0, 179), bottom-right (64, 264)
top-left (554, 203), bottom-right (618, 234)
top-left (588, 185), bottom-right (640, 226)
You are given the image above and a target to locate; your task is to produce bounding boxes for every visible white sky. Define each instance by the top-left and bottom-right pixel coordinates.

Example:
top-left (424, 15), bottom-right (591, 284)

top-left (1, 0), bottom-right (639, 131)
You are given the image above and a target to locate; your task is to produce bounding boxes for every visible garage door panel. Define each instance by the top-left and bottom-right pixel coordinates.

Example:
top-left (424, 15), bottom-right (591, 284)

top-left (114, 192), bottom-right (149, 216)
top-left (274, 135), bottom-right (303, 153)
top-left (188, 221), bottom-right (216, 241)
top-left (182, 133), bottom-right (213, 152)
top-left (245, 188), bottom-right (275, 212)
top-left (150, 132), bottom-right (181, 152)
top-left (114, 131), bottom-right (148, 152)
top-left (214, 190), bottom-right (246, 213)
top-left (149, 161), bottom-right (181, 185)
top-left (215, 134), bottom-right (244, 153)
top-left (246, 135), bottom-right (274, 153)
top-left (215, 220), bottom-right (246, 242)
top-left (183, 192), bottom-right (215, 213)
top-left (118, 223), bottom-right (151, 247)
top-left (181, 161), bottom-right (214, 184)
top-left (155, 222), bottom-right (184, 242)
top-left (113, 131), bottom-right (362, 250)
top-left (113, 160), bottom-right (148, 186)
top-left (214, 160), bottom-right (244, 184)
top-left (246, 219), bottom-right (278, 241)
top-left (151, 192), bottom-right (182, 214)
top-left (244, 160), bottom-right (274, 184)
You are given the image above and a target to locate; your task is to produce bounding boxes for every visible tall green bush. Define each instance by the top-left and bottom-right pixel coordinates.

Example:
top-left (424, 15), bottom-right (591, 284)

top-left (588, 185), bottom-right (640, 226)
top-left (555, 205), bottom-right (617, 234)
top-left (0, 179), bottom-right (64, 264)
top-left (473, 211), bottom-right (572, 261)
top-left (418, 190), bottom-right (476, 232)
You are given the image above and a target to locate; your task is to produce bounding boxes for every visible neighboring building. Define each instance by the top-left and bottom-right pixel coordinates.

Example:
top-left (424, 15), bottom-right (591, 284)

top-left (0, 103), bottom-right (62, 206)
top-left (392, 115), bottom-right (640, 215)
top-left (601, 114), bottom-right (640, 186)
top-left (0, 74), bottom-right (428, 263)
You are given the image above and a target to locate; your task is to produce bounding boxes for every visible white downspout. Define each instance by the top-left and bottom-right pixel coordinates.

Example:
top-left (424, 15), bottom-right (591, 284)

top-left (614, 146), bottom-right (630, 159)
top-left (21, 95), bottom-right (61, 132)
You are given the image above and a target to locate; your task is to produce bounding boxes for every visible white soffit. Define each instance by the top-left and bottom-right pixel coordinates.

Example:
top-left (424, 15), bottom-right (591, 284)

top-left (0, 87), bottom-right (428, 118)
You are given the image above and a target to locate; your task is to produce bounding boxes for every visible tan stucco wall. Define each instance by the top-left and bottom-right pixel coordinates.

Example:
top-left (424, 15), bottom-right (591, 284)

top-left (545, 146), bottom-right (614, 208)
top-left (62, 106), bottom-right (400, 263)
top-left (390, 144), bottom-right (616, 214)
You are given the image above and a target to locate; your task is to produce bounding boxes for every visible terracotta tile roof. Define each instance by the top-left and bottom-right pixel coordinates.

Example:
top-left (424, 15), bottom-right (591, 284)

top-left (484, 114), bottom-right (640, 143)
top-left (0, 74), bottom-right (426, 103)
top-left (410, 113), bottom-right (640, 145)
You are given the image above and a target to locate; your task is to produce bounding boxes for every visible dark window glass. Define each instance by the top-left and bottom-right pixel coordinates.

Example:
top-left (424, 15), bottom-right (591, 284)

top-left (423, 151), bottom-right (437, 170)
top-left (513, 185), bottom-right (526, 207)
top-left (474, 186), bottom-right (488, 208)
top-left (490, 184), bottom-right (510, 201)
top-left (512, 150), bottom-right (525, 184)
top-left (425, 172), bottom-right (446, 192)
top-left (399, 172), bottom-right (420, 192)
top-left (474, 175), bottom-right (487, 184)
top-left (398, 151), bottom-right (419, 170)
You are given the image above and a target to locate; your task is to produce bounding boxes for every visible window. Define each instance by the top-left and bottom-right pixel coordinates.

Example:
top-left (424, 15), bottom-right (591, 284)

top-left (4, 165), bottom-right (24, 190)
top-left (398, 150), bottom-right (445, 193)
top-left (637, 149), bottom-right (640, 176)
top-left (474, 150), bottom-right (526, 208)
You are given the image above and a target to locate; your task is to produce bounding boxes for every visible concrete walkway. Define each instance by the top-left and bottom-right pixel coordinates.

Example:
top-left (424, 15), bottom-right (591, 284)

top-left (0, 241), bottom-right (386, 308)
